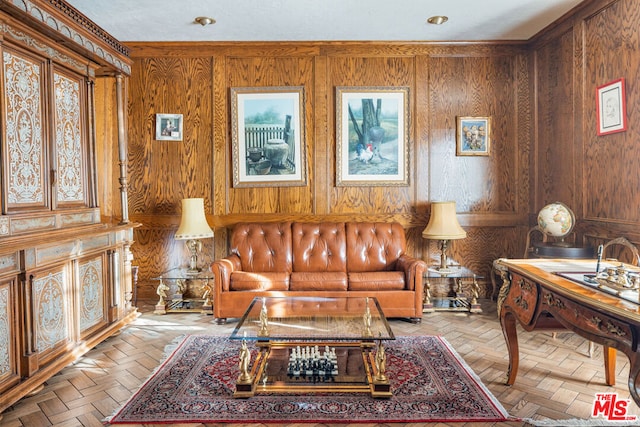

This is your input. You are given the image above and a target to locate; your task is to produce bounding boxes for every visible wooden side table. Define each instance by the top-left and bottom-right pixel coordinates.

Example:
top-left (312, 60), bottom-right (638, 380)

top-left (423, 267), bottom-right (482, 313)
top-left (152, 268), bottom-right (214, 315)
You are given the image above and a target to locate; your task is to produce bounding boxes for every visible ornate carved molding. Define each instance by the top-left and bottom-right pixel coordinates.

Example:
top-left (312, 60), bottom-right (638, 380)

top-left (543, 292), bottom-right (565, 309)
top-left (0, 22), bottom-right (89, 75)
top-left (0, 0), bottom-right (131, 74)
top-left (45, 0), bottom-right (128, 56)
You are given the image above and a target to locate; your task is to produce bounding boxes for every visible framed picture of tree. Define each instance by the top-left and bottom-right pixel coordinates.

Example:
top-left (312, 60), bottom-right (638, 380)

top-left (336, 86), bottom-right (409, 186)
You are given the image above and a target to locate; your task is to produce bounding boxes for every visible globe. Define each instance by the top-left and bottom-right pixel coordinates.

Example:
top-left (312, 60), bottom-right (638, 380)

top-left (537, 202), bottom-right (575, 239)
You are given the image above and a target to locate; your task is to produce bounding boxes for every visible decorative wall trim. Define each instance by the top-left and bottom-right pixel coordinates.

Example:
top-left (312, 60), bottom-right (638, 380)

top-left (1, 0), bottom-right (131, 74)
top-left (1, 208), bottom-right (101, 238)
top-left (45, 0), bottom-right (128, 56)
top-left (0, 21), bottom-right (90, 75)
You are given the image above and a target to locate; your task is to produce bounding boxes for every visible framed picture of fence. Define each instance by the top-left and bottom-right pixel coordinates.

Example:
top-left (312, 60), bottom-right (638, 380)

top-left (231, 86), bottom-right (307, 187)
top-left (336, 86), bottom-right (409, 186)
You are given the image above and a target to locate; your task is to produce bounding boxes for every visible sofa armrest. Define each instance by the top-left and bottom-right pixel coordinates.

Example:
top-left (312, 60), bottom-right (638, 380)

top-left (396, 254), bottom-right (427, 293)
top-left (212, 254), bottom-right (241, 292)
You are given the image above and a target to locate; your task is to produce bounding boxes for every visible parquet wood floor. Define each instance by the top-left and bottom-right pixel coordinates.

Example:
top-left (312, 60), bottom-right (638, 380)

top-left (1, 299), bottom-right (637, 426)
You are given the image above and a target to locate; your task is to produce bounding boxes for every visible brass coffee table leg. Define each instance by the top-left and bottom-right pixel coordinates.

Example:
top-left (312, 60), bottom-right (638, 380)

top-left (370, 340), bottom-right (392, 398)
top-left (234, 339), bottom-right (256, 398)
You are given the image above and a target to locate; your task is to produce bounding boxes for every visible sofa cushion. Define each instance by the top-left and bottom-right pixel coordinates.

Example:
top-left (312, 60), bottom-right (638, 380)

top-left (290, 272), bottom-right (348, 291)
top-left (292, 222), bottom-right (347, 272)
top-left (229, 272), bottom-right (290, 291)
top-left (348, 271), bottom-right (406, 291)
top-left (231, 222), bottom-right (292, 273)
top-left (346, 222), bottom-right (406, 272)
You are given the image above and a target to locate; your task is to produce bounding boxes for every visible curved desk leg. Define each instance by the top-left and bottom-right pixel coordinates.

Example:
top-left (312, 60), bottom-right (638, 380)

top-left (603, 346), bottom-right (616, 386)
top-left (500, 310), bottom-right (519, 385)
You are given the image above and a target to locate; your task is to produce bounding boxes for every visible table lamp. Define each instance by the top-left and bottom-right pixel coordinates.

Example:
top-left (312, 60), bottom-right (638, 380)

top-left (174, 198), bottom-right (214, 273)
top-left (422, 201), bottom-right (467, 274)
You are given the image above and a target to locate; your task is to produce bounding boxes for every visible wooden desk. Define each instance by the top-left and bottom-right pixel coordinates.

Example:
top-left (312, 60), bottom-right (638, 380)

top-left (496, 258), bottom-right (640, 406)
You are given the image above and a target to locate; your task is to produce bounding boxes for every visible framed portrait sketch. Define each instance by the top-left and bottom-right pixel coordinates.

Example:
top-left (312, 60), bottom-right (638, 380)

top-left (336, 86), bottom-right (409, 186)
top-left (231, 86), bottom-right (307, 187)
top-left (456, 116), bottom-right (491, 156)
top-left (155, 113), bottom-right (183, 141)
top-left (596, 78), bottom-right (627, 136)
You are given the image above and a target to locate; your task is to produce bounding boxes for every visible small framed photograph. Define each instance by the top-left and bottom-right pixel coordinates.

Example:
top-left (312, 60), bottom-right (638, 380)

top-left (456, 116), bottom-right (491, 156)
top-left (231, 86), bottom-right (307, 187)
top-left (155, 114), bottom-right (183, 141)
top-left (596, 78), bottom-right (627, 136)
top-left (336, 86), bottom-right (409, 186)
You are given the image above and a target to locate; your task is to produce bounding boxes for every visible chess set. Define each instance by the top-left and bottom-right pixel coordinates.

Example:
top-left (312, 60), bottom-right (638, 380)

top-left (287, 345), bottom-right (339, 382)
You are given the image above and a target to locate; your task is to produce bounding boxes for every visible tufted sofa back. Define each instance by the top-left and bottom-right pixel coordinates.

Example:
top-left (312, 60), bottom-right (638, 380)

top-left (345, 222), bottom-right (406, 272)
top-left (231, 222), bottom-right (292, 272)
top-left (292, 222), bottom-right (347, 272)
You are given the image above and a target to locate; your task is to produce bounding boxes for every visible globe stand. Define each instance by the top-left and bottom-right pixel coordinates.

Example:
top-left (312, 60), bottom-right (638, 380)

top-left (532, 241), bottom-right (594, 258)
top-left (549, 238), bottom-right (572, 248)
top-left (531, 202), bottom-right (593, 258)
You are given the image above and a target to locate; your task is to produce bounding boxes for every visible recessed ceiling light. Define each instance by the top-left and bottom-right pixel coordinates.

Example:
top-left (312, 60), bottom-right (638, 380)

top-left (427, 16), bottom-right (448, 25)
top-left (194, 16), bottom-right (216, 26)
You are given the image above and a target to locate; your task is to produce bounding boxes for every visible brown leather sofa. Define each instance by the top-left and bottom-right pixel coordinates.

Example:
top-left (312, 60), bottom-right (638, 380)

top-left (211, 222), bottom-right (426, 323)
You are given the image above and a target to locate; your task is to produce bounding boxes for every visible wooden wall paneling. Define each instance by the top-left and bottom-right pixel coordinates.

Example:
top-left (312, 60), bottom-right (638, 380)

top-left (328, 56), bottom-right (414, 215)
top-left (572, 16), bottom-right (586, 224)
top-left (225, 56), bottom-right (315, 215)
top-left (427, 55), bottom-right (519, 213)
top-left (213, 55), bottom-right (228, 218)
top-left (583, 0), bottom-right (640, 223)
top-left (127, 56), bottom-right (214, 215)
top-left (129, 226), bottom-right (174, 298)
top-left (313, 55), bottom-right (329, 214)
top-left (514, 52), bottom-right (538, 221)
top-left (415, 55), bottom-right (431, 213)
top-left (534, 30), bottom-right (576, 213)
top-left (125, 42), bottom-right (533, 298)
top-left (127, 56), bottom-right (214, 279)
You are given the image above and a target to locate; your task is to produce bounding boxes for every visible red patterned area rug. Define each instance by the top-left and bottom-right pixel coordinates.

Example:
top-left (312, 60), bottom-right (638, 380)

top-left (107, 335), bottom-right (509, 424)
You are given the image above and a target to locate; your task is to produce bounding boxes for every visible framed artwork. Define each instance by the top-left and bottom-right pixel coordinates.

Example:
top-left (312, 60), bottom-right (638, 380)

top-left (596, 78), bottom-right (627, 136)
top-left (155, 113), bottom-right (183, 141)
top-left (456, 116), bottom-right (491, 156)
top-left (231, 86), bottom-right (307, 187)
top-left (336, 86), bottom-right (409, 186)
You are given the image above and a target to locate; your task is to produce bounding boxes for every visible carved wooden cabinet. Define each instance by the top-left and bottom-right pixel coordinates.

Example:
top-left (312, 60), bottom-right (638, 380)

top-left (1, 40), bottom-right (95, 224)
top-left (0, 263), bottom-right (20, 397)
top-left (0, 0), bottom-right (136, 414)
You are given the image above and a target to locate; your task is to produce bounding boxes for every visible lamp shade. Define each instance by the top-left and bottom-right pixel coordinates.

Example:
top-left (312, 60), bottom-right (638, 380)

top-left (175, 198), bottom-right (214, 240)
top-left (422, 201), bottom-right (467, 240)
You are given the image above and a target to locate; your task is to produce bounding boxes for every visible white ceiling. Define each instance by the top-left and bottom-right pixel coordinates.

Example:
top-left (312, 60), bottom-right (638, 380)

top-left (64, 0), bottom-right (585, 42)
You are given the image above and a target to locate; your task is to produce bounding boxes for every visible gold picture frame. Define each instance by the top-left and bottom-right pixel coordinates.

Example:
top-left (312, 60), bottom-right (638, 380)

top-left (456, 116), bottom-right (491, 156)
top-left (335, 86), bottom-right (409, 186)
top-left (230, 86), bottom-right (307, 187)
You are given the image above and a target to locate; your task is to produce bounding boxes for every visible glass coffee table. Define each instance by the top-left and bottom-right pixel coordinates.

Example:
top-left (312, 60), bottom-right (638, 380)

top-left (230, 296), bottom-right (394, 398)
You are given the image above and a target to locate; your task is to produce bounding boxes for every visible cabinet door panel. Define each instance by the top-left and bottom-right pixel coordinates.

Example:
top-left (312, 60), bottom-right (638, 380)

top-left (78, 254), bottom-right (108, 337)
top-left (52, 67), bottom-right (88, 208)
top-left (0, 278), bottom-right (19, 393)
top-left (30, 266), bottom-right (73, 365)
top-left (2, 47), bottom-right (49, 212)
